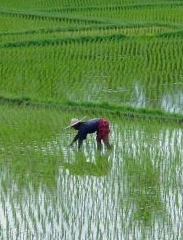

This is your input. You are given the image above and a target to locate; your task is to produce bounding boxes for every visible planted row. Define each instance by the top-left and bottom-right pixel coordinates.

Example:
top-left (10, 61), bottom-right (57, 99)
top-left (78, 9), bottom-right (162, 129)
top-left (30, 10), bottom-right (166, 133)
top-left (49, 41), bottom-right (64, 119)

top-left (0, 104), bottom-right (182, 239)
top-left (1, 34), bottom-right (183, 112)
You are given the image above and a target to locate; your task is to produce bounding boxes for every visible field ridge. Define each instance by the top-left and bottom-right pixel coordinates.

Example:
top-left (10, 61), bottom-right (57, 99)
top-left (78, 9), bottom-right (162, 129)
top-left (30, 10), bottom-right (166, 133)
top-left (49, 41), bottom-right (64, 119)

top-left (1, 7), bottom-right (182, 31)
top-left (1, 1), bottom-right (183, 12)
top-left (0, 22), bottom-right (181, 38)
top-left (0, 10), bottom-right (108, 24)
top-left (0, 95), bottom-right (182, 123)
top-left (47, 1), bottom-right (183, 12)
top-left (1, 29), bottom-right (183, 49)
top-left (0, 33), bottom-right (127, 48)
top-left (1, 1), bottom-right (183, 115)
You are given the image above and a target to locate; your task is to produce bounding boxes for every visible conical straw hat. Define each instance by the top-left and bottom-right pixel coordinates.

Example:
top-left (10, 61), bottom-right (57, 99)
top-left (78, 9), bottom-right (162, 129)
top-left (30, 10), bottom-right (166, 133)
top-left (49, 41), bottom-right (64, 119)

top-left (65, 116), bottom-right (86, 129)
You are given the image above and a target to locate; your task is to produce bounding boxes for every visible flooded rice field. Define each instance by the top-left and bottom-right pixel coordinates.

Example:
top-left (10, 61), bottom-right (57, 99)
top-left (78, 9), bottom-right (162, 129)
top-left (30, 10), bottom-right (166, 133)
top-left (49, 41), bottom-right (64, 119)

top-left (1, 1), bottom-right (183, 239)
top-left (0, 110), bottom-right (182, 240)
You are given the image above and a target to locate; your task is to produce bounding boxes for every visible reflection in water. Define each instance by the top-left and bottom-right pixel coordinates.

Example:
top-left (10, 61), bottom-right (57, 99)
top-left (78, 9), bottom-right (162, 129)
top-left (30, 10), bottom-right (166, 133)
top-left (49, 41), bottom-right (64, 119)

top-left (133, 83), bottom-right (146, 108)
top-left (123, 151), bottom-right (163, 226)
top-left (120, 125), bottom-right (183, 239)
top-left (161, 89), bottom-right (183, 113)
top-left (103, 81), bottom-right (183, 114)
top-left (62, 152), bottom-right (112, 176)
top-left (0, 122), bottom-right (183, 239)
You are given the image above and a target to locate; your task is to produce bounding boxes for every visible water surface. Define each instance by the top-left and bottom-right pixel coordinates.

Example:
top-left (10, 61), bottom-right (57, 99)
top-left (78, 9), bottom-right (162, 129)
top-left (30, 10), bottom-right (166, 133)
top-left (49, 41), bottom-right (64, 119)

top-left (0, 119), bottom-right (182, 239)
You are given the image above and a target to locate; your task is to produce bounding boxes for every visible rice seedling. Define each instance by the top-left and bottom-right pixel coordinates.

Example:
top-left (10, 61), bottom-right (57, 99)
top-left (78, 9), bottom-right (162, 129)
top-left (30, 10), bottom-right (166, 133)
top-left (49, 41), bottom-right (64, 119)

top-left (1, 0), bottom-right (183, 239)
top-left (1, 6), bottom-right (183, 113)
top-left (0, 103), bottom-right (181, 239)
top-left (1, 36), bottom-right (183, 113)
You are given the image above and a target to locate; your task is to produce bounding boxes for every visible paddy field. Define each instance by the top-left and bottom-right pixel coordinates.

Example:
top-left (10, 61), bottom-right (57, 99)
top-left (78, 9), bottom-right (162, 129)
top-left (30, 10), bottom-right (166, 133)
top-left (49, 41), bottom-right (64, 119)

top-left (0, 1), bottom-right (183, 239)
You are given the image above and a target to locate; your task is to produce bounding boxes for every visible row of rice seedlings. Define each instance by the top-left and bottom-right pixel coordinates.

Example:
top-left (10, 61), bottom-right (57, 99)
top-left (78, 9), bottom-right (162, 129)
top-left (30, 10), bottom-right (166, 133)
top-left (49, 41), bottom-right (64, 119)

top-left (51, 1), bottom-right (182, 13)
top-left (0, 115), bottom-right (180, 233)
top-left (0, 0), bottom-right (181, 10)
top-left (30, 116), bottom-right (183, 236)
top-left (0, 13), bottom-right (90, 34)
top-left (0, 105), bottom-right (112, 239)
top-left (1, 1), bottom-right (180, 38)
top-left (1, 22), bottom-right (174, 45)
top-left (58, 4), bottom-right (183, 26)
top-left (77, 36), bottom-right (183, 110)
top-left (0, 177), bottom-right (59, 240)
top-left (62, 116), bottom-right (183, 238)
top-left (0, 0), bottom-right (71, 10)
top-left (1, 33), bottom-right (183, 112)
top-left (0, 103), bottom-right (79, 152)
top-left (1, 5), bottom-right (180, 44)
top-left (0, 104), bottom-right (182, 239)
top-left (115, 117), bottom-right (183, 239)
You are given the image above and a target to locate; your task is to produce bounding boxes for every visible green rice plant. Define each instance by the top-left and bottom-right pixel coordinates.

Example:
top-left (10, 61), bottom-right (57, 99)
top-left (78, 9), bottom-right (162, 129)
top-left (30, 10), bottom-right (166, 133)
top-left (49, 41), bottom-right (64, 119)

top-left (56, 3), bottom-right (183, 27)
top-left (1, 0), bottom-right (183, 114)
top-left (123, 151), bottom-right (163, 225)
top-left (62, 151), bottom-right (112, 176)
top-left (1, 33), bottom-right (183, 114)
top-left (0, 104), bottom-right (182, 239)
top-left (0, 104), bottom-right (68, 190)
top-left (1, 1), bottom-right (183, 237)
top-left (1, 0), bottom-right (182, 11)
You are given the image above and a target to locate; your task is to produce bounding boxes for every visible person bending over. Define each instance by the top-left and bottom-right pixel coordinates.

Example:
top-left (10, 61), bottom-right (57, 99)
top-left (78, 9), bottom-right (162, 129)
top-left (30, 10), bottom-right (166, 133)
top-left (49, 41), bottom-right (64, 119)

top-left (66, 118), bottom-right (111, 150)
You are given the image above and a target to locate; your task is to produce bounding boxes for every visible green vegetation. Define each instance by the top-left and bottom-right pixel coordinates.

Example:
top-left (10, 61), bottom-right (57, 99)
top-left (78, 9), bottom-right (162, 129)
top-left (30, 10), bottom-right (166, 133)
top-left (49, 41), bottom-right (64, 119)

top-left (0, 0), bottom-right (183, 239)
top-left (1, 0), bottom-right (183, 118)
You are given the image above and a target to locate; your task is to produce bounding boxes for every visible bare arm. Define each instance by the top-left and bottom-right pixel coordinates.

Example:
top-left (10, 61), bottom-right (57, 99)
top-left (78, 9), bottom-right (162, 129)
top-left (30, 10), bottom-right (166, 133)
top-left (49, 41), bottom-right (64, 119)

top-left (70, 134), bottom-right (79, 146)
top-left (70, 136), bottom-right (83, 150)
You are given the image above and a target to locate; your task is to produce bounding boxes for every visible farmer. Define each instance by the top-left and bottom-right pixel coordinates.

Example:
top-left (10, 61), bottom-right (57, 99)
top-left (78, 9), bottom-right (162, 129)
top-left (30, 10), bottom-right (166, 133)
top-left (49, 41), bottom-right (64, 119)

top-left (66, 118), bottom-right (111, 150)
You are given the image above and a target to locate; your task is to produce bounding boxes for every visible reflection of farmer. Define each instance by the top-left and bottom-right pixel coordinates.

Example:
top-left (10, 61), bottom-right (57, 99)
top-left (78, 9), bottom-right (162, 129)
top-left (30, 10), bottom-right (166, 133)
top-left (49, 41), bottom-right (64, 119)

top-left (63, 154), bottom-right (112, 176)
top-left (66, 118), bottom-right (111, 150)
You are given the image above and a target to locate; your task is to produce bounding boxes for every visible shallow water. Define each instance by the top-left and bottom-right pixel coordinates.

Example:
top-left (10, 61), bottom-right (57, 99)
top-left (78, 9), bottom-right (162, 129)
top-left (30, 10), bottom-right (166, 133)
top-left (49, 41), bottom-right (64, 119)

top-left (98, 81), bottom-right (183, 114)
top-left (0, 120), bottom-right (183, 239)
